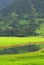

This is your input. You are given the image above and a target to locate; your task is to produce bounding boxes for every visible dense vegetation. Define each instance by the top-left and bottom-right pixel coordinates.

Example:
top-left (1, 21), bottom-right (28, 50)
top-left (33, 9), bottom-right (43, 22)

top-left (0, 0), bottom-right (44, 36)
top-left (0, 1), bottom-right (44, 65)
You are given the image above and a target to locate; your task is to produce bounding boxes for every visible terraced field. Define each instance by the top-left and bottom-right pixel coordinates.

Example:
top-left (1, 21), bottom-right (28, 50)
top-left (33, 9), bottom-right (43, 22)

top-left (0, 52), bottom-right (44, 65)
top-left (0, 37), bottom-right (44, 46)
top-left (0, 37), bottom-right (44, 65)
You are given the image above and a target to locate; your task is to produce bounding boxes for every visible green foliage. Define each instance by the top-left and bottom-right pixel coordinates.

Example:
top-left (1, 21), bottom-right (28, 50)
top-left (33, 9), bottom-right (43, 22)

top-left (0, 0), bottom-right (44, 36)
top-left (36, 23), bottom-right (44, 36)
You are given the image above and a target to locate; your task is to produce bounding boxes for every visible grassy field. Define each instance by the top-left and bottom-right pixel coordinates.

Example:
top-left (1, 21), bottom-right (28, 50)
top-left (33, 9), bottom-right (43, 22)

top-left (0, 37), bottom-right (44, 65)
top-left (0, 37), bottom-right (44, 46)
top-left (0, 52), bottom-right (44, 65)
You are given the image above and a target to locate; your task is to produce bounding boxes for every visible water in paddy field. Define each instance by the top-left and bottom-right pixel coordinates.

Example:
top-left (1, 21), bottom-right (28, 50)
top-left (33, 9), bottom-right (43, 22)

top-left (0, 44), bottom-right (40, 54)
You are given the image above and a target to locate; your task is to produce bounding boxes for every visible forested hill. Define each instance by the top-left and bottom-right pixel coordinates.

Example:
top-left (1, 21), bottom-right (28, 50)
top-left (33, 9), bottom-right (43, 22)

top-left (0, 0), bottom-right (44, 36)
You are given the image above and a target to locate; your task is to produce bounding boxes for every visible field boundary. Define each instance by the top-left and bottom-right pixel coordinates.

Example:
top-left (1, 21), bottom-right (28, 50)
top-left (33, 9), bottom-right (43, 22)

top-left (0, 42), bottom-right (44, 49)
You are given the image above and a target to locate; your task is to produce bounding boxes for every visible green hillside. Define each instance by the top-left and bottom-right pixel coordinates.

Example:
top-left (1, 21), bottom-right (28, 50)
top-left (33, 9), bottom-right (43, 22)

top-left (0, 1), bottom-right (44, 65)
top-left (0, 0), bottom-right (44, 36)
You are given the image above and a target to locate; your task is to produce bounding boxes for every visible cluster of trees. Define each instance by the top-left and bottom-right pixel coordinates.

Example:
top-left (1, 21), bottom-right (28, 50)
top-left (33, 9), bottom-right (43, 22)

top-left (0, 0), bottom-right (44, 36)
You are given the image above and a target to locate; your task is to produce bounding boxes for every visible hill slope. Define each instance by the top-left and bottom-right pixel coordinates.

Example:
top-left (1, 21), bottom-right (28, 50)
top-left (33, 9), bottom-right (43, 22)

top-left (0, 0), bottom-right (44, 36)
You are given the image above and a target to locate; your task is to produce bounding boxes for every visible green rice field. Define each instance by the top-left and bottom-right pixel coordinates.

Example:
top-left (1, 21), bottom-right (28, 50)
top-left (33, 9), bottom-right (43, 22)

top-left (0, 37), bottom-right (44, 46)
top-left (0, 37), bottom-right (44, 65)
top-left (0, 52), bottom-right (44, 65)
